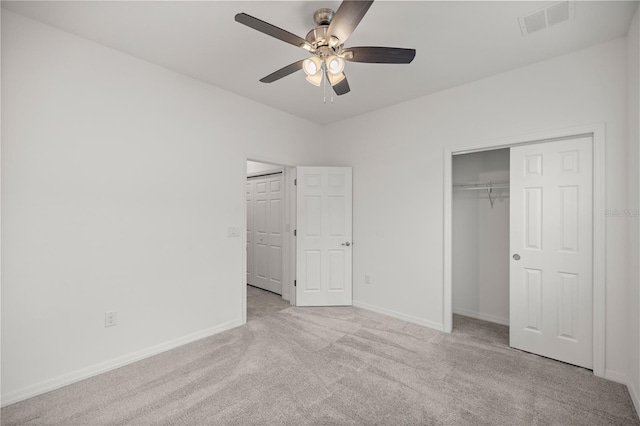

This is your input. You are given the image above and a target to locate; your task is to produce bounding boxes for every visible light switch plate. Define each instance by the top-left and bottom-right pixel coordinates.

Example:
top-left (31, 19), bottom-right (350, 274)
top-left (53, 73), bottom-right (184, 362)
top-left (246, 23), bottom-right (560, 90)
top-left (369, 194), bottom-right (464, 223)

top-left (105, 311), bottom-right (117, 327)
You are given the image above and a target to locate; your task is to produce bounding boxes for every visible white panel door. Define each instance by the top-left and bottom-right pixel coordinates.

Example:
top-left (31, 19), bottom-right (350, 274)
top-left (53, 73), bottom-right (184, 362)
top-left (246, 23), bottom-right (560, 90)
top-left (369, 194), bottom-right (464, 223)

top-left (510, 136), bottom-right (593, 369)
top-left (246, 180), bottom-right (254, 286)
top-left (247, 174), bottom-right (283, 294)
top-left (253, 178), bottom-right (270, 290)
top-left (296, 167), bottom-right (352, 306)
top-left (266, 176), bottom-right (283, 294)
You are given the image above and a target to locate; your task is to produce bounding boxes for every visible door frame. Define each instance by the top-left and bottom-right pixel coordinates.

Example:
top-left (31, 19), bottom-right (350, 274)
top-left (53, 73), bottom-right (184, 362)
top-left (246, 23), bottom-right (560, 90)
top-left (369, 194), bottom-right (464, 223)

top-left (442, 123), bottom-right (606, 378)
top-left (242, 157), bottom-right (297, 325)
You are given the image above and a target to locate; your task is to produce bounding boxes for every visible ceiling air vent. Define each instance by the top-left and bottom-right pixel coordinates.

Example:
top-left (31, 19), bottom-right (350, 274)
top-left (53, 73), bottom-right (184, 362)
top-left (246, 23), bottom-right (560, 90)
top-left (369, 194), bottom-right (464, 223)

top-left (518, 1), bottom-right (575, 36)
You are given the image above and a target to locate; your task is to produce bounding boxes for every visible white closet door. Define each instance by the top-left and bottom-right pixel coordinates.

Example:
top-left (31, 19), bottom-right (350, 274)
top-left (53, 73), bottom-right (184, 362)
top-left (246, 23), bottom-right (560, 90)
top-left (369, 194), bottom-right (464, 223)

top-left (247, 174), bottom-right (283, 294)
top-left (246, 180), bottom-right (254, 286)
top-left (253, 178), bottom-right (270, 290)
top-left (510, 136), bottom-right (593, 369)
top-left (266, 176), bottom-right (283, 294)
top-left (296, 167), bottom-right (352, 306)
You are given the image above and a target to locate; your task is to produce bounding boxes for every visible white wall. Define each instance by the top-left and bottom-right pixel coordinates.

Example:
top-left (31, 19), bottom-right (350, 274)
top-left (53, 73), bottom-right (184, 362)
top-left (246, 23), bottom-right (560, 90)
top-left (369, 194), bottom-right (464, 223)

top-left (626, 5), bottom-right (640, 414)
top-left (0, 11), bottom-right (322, 404)
top-left (452, 149), bottom-right (509, 325)
top-left (323, 37), bottom-right (631, 378)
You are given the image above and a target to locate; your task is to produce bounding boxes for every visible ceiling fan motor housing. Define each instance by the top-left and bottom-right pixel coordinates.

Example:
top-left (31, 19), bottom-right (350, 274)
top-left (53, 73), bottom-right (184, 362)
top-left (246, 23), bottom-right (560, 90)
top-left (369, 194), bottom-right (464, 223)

top-left (313, 8), bottom-right (334, 26)
top-left (306, 9), bottom-right (342, 57)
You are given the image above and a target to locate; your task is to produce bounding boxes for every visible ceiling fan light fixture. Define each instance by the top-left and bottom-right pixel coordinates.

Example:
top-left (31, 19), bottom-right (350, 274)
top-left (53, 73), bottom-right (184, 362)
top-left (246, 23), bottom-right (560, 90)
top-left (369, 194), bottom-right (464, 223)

top-left (302, 57), bottom-right (322, 77)
top-left (305, 73), bottom-right (323, 87)
top-left (327, 71), bottom-right (346, 86)
top-left (326, 56), bottom-right (345, 75)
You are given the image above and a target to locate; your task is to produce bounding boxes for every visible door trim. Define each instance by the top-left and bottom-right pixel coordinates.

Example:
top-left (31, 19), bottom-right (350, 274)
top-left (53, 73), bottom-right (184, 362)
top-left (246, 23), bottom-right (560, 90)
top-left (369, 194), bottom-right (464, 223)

top-left (442, 123), bottom-right (605, 378)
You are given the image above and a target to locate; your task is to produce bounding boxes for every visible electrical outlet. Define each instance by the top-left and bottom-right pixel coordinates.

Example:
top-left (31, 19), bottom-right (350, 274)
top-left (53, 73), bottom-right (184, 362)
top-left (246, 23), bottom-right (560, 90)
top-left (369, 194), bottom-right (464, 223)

top-left (227, 227), bottom-right (241, 237)
top-left (365, 274), bottom-right (372, 284)
top-left (105, 311), bottom-right (118, 327)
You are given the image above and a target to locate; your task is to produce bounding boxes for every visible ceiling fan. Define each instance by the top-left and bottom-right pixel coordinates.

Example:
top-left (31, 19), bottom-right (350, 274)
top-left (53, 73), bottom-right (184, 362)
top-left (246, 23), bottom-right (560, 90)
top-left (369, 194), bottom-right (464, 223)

top-left (235, 0), bottom-right (416, 96)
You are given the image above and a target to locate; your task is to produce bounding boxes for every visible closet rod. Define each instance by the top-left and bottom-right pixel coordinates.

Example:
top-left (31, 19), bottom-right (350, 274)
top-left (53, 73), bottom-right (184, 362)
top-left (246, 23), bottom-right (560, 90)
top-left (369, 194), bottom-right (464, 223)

top-left (452, 180), bottom-right (509, 191)
top-left (453, 180), bottom-right (509, 208)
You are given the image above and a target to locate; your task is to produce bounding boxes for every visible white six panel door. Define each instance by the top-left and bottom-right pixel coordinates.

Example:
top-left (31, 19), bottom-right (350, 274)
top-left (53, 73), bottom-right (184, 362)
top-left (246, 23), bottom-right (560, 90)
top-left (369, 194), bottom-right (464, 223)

top-left (267, 176), bottom-right (283, 294)
top-left (296, 167), bottom-right (353, 306)
top-left (246, 180), bottom-right (254, 286)
top-left (247, 174), bottom-right (283, 294)
top-left (510, 136), bottom-right (593, 369)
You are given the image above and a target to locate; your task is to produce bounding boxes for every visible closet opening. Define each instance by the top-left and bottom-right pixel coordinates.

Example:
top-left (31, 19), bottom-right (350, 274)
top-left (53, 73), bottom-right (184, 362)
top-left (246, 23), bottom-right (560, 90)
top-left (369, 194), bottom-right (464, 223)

top-left (245, 160), bottom-right (295, 323)
top-left (452, 148), bottom-right (510, 341)
top-left (444, 125), bottom-right (606, 375)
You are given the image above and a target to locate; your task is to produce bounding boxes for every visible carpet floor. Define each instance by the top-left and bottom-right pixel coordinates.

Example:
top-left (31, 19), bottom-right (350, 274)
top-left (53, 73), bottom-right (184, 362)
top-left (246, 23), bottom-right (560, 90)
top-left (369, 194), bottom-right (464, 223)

top-left (2, 307), bottom-right (638, 425)
top-left (246, 285), bottom-right (290, 322)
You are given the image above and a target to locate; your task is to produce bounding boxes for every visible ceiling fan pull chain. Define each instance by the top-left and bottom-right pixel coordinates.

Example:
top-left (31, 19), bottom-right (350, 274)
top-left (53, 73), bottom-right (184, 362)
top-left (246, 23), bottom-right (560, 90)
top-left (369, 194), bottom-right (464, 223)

top-left (322, 63), bottom-right (327, 104)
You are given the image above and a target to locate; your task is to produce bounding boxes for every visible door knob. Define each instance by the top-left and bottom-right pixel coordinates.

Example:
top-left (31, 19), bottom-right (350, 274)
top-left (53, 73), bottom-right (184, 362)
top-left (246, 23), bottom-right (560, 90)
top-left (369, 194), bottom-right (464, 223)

top-left (341, 241), bottom-right (351, 247)
top-left (513, 254), bottom-right (521, 260)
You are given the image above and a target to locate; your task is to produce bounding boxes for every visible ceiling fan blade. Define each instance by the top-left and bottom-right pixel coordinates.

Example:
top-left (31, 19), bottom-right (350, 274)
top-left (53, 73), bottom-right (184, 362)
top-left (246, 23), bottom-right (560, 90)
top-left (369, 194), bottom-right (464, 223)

top-left (332, 75), bottom-right (351, 96)
top-left (327, 1), bottom-right (374, 46)
top-left (259, 60), bottom-right (304, 83)
top-left (235, 13), bottom-right (311, 50)
top-left (344, 47), bottom-right (416, 64)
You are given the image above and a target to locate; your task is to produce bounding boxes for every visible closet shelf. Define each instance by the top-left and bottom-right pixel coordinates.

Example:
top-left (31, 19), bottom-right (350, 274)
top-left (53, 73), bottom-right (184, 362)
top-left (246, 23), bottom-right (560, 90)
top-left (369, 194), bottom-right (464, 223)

top-left (452, 180), bottom-right (510, 191)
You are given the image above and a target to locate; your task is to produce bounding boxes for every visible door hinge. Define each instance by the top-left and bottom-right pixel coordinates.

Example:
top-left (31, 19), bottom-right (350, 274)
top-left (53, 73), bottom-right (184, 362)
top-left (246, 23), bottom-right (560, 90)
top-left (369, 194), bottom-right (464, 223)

top-left (294, 178), bottom-right (297, 186)
top-left (294, 280), bottom-right (297, 287)
top-left (294, 229), bottom-right (297, 236)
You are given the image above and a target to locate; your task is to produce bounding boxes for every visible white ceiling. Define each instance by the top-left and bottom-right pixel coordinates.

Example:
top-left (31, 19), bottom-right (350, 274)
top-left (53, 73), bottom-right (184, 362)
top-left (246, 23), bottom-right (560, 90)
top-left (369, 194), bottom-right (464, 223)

top-left (2, 1), bottom-right (638, 124)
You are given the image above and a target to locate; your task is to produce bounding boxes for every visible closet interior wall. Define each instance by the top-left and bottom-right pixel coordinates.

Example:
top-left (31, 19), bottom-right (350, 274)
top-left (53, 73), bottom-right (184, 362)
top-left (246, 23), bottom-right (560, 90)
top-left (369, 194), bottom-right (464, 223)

top-left (452, 149), bottom-right (510, 326)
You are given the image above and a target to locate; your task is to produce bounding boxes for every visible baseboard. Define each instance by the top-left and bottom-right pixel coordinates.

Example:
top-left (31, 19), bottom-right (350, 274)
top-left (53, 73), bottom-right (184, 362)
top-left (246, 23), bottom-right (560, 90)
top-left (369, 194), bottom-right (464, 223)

top-left (604, 369), bottom-right (629, 385)
top-left (352, 300), bottom-right (444, 332)
top-left (603, 371), bottom-right (640, 420)
top-left (1, 318), bottom-right (243, 408)
top-left (629, 377), bottom-right (640, 419)
top-left (453, 307), bottom-right (509, 326)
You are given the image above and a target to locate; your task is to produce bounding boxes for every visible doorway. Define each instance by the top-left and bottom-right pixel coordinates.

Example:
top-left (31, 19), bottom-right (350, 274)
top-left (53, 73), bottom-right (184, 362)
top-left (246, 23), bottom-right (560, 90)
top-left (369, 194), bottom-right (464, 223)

top-left (244, 159), bottom-right (296, 323)
top-left (246, 162), bottom-right (284, 295)
top-left (452, 148), bottom-right (511, 349)
top-left (242, 162), bottom-right (355, 322)
top-left (452, 148), bottom-right (510, 328)
top-left (443, 124), bottom-right (606, 377)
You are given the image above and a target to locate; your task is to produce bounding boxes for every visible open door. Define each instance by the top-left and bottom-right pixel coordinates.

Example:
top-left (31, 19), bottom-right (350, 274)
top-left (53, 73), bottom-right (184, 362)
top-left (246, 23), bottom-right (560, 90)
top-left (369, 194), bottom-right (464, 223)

top-left (509, 136), bottom-right (593, 369)
top-left (296, 167), bottom-right (352, 306)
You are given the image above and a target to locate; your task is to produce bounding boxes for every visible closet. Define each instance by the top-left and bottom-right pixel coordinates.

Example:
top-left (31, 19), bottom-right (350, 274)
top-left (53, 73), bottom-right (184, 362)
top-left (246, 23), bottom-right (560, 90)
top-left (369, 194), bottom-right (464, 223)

top-left (246, 168), bottom-right (283, 295)
top-left (452, 148), bottom-right (510, 326)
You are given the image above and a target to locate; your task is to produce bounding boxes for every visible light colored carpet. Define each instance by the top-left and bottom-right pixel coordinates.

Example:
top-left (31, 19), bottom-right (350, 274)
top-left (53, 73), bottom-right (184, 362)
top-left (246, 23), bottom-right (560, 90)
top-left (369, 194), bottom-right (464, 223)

top-left (246, 285), bottom-right (290, 322)
top-left (2, 308), bottom-right (638, 425)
